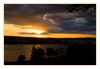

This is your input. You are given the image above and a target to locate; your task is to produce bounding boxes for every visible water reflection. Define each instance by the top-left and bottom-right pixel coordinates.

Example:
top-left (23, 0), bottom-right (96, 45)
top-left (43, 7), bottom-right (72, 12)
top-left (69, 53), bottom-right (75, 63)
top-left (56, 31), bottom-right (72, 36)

top-left (4, 44), bottom-right (68, 62)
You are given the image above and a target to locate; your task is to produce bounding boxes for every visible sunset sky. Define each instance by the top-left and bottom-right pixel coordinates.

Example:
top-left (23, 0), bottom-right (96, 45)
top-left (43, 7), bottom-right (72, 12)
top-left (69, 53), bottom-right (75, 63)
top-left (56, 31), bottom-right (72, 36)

top-left (4, 4), bottom-right (96, 38)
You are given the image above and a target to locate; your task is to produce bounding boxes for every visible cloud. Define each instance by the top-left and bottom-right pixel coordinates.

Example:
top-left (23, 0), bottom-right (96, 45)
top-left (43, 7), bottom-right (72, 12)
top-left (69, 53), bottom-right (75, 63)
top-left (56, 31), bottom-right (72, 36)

top-left (4, 4), bottom-right (96, 34)
top-left (48, 26), bottom-right (63, 33)
top-left (72, 18), bottom-right (88, 23)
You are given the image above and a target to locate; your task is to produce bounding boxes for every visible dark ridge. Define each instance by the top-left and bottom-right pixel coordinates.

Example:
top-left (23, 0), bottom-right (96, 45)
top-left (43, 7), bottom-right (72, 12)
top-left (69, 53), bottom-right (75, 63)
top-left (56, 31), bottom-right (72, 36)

top-left (4, 36), bottom-right (96, 44)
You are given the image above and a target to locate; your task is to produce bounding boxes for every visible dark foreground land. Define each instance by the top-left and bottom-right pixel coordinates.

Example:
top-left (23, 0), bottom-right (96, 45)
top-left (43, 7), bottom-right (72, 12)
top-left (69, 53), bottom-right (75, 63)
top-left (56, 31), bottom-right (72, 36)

top-left (4, 36), bottom-right (96, 65)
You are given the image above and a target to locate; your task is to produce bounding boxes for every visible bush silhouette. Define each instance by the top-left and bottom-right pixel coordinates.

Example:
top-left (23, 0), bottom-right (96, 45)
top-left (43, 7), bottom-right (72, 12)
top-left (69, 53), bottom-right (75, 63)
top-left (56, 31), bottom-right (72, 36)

top-left (18, 54), bottom-right (26, 63)
top-left (46, 48), bottom-right (59, 56)
top-left (46, 48), bottom-right (54, 56)
top-left (59, 48), bottom-right (64, 56)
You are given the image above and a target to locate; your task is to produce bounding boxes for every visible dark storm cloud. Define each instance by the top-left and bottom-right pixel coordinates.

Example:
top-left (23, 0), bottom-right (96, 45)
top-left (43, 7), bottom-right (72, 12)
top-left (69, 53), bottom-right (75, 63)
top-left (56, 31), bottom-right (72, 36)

top-left (4, 4), bottom-right (66, 15)
top-left (47, 17), bottom-right (96, 34)
top-left (4, 4), bottom-right (96, 18)
top-left (4, 4), bottom-right (96, 34)
top-left (46, 11), bottom-right (96, 34)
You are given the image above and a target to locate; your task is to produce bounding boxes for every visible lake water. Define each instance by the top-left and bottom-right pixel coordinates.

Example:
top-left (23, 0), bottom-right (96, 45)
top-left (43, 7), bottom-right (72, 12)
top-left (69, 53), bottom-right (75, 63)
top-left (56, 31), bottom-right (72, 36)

top-left (4, 44), bottom-right (68, 62)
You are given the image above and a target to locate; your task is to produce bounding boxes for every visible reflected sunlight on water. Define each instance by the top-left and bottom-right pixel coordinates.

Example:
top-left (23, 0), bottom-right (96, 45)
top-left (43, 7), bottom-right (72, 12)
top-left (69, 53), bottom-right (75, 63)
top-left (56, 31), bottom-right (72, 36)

top-left (4, 44), bottom-right (68, 62)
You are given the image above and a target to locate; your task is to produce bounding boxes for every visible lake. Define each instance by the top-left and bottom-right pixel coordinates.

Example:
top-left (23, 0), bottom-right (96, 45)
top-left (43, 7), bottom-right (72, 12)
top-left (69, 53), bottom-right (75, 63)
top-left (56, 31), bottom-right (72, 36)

top-left (4, 44), bottom-right (68, 62)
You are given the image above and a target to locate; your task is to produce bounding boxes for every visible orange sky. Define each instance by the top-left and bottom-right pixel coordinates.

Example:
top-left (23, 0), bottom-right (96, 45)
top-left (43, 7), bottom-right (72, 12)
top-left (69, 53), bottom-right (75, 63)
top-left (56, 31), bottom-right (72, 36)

top-left (19, 33), bottom-right (96, 38)
top-left (4, 23), bottom-right (96, 38)
top-left (4, 4), bottom-right (96, 38)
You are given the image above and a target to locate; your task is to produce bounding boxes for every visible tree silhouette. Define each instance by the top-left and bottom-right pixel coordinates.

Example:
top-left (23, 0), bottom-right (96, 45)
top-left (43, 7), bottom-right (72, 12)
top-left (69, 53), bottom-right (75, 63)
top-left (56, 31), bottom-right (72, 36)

top-left (30, 45), bottom-right (45, 63)
top-left (36, 47), bottom-right (45, 58)
top-left (30, 45), bottom-right (37, 60)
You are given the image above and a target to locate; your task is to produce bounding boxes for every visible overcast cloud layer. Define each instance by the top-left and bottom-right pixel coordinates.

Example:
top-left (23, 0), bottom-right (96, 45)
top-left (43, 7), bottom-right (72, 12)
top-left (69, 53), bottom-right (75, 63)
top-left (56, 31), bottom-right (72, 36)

top-left (4, 4), bottom-right (96, 34)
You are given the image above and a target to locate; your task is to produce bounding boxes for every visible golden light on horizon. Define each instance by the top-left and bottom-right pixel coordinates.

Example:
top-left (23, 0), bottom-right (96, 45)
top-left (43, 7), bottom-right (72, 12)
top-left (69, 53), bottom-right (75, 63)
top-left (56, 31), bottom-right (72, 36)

top-left (4, 24), bottom-right (96, 38)
top-left (26, 29), bottom-right (46, 34)
top-left (18, 33), bottom-right (96, 38)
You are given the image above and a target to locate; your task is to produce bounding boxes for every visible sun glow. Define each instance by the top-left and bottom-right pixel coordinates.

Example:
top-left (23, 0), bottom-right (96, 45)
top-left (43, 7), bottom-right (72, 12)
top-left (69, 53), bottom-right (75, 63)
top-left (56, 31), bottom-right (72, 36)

top-left (4, 24), bottom-right (96, 38)
top-left (26, 29), bottom-right (46, 34)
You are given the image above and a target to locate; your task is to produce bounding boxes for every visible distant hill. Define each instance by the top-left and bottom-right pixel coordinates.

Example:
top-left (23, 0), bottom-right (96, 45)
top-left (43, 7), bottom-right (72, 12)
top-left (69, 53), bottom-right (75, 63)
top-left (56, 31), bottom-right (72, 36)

top-left (4, 36), bottom-right (96, 44)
